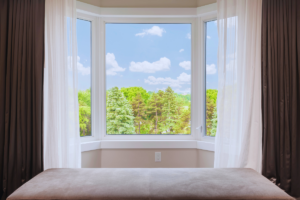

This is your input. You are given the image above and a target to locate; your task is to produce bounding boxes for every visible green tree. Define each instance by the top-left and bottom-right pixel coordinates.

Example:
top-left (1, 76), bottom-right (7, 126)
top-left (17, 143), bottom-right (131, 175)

top-left (174, 102), bottom-right (191, 134)
top-left (206, 89), bottom-right (218, 104)
top-left (210, 107), bottom-right (218, 136)
top-left (120, 87), bottom-right (150, 104)
top-left (131, 93), bottom-right (147, 134)
top-left (78, 89), bottom-right (91, 136)
top-left (206, 89), bottom-right (218, 136)
top-left (106, 87), bottom-right (135, 134)
top-left (147, 92), bottom-right (164, 134)
top-left (206, 96), bottom-right (215, 136)
top-left (147, 91), bottom-right (154, 96)
top-left (175, 93), bottom-right (191, 106)
top-left (161, 87), bottom-right (178, 133)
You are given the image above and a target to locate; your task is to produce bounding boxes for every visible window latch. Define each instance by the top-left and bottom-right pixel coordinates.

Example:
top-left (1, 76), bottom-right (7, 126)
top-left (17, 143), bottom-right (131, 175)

top-left (196, 126), bottom-right (202, 133)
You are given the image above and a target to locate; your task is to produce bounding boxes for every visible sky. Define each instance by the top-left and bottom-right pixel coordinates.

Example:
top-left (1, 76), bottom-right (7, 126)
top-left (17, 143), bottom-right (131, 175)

top-left (76, 20), bottom-right (218, 94)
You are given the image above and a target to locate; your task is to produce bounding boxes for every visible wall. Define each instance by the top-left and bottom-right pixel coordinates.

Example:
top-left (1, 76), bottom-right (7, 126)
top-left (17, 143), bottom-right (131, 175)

top-left (82, 149), bottom-right (214, 168)
top-left (77, 0), bottom-right (217, 8)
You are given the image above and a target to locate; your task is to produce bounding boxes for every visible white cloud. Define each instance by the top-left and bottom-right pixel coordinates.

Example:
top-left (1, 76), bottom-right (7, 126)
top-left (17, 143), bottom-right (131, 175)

top-left (77, 59), bottom-right (90, 75)
top-left (179, 49), bottom-right (184, 53)
top-left (179, 61), bottom-right (191, 70)
top-left (135, 26), bottom-right (165, 37)
top-left (207, 35), bottom-right (211, 39)
top-left (186, 33), bottom-right (191, 39)
top-left (129, 57), bottom-right (171, 73)
top-left (106, 53), bottom-right (125, 76)
top-left (68, 56), bottom-right (90, 76)
top-left (144, 72), bottom-right (190, 88)
top-left (175, 88), bottom-right (191, 95)
top-left (177, 72), bottom-right (190, 82)
top-left (206, 64), bottom-right (217, 74)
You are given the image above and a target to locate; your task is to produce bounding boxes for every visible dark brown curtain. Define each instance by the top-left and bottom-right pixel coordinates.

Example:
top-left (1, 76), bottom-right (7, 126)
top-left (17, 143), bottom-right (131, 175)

top-left (261, 0), bottom-right (300, 198)
top-left (0, 0), bottom-right (45, 199)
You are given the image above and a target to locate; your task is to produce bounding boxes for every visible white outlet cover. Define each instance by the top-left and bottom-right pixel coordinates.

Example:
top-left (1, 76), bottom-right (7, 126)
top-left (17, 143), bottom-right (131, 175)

top-left (155, 152), bottom-right (161, 162)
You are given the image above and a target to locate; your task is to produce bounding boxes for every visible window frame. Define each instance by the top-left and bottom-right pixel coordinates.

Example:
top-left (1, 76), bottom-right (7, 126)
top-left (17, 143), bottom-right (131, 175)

top-left (200, 14), bottom-right (218, 142)
top-left (77, 13), bottom-right (100, 143)
top-left (101, 17), bottom-right (199, 141)
top-left (77, 2), bottom-right (217, 147)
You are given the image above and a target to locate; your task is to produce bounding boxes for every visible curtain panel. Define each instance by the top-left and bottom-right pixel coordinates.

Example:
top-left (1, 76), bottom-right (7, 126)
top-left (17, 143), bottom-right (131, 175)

top-left (44, 0), bottom-right (81, 169)
top-left (261, 0), bottom-right (300, 198)
top-left (0, 0), bottom-right (45, 199)
top-left (214, 0), bottom-right (262, 172)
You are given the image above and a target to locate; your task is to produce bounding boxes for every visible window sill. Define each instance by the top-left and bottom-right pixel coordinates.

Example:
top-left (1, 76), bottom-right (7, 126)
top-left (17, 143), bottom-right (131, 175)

top-left (81, 140), bottom-right (215, 152)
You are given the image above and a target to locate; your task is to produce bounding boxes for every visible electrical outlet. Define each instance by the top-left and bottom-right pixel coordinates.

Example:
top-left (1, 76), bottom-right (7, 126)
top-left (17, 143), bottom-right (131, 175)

top-left (155, 152), bottom-right (161, 162)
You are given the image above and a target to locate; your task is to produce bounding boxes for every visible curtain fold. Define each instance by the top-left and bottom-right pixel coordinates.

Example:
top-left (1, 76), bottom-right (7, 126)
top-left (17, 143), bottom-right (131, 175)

top-left (261, 0), bottom-right (300, 198)
top-left (44, 0), bottom-right (81, 169)
top-left (214, 0), bottom-right (262, 172)
top-left (0, 0), bottom-right (45, 199)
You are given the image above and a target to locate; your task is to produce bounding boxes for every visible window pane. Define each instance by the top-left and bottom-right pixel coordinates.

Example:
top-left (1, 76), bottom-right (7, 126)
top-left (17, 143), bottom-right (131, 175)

top-left (205, 20), bottom-right (218, 137)
top-left (77, 19), bottom-right (92, 137)
top-left (106, 24), bottom-right (191, 135)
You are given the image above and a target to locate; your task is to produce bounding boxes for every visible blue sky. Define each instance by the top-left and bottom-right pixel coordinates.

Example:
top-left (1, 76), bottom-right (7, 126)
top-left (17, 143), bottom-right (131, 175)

top-left (205, 21), bottom-right (218, 90)
top-left (76, 20), bottom-right (218, 93)
top-left (77, 19), bottom-right (91, 91)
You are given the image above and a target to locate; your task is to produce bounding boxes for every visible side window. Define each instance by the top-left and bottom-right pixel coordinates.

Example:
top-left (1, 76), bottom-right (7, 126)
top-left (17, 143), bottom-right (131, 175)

top-left (77, 19), bottom-right (92, 137)
top-left (205, 20), bottom-right (218, 137)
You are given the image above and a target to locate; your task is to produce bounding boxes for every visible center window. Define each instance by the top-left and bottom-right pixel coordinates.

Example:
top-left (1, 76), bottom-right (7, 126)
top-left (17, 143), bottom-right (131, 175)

top-left (105, 23), bottom-right (191, 135)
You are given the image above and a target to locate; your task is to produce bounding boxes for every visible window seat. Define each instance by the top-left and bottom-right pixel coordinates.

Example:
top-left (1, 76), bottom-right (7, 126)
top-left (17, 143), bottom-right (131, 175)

top-left (8, 168), bottom-right (293, 200)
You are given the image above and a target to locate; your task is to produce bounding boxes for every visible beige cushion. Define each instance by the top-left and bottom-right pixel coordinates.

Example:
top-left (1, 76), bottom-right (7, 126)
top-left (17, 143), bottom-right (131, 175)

top-left (8, 168), bottom-right (294, 200)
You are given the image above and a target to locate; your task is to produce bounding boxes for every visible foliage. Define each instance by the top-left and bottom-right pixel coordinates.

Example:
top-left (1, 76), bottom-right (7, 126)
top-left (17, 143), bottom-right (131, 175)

top-left (210, 107), bottom-right (218, 136)
top-left (206, 89), bottom-right (218, 104)
top-left (206, 89), bottom-right (218, 136)
top-left (78, 87), bottom-right (217, 136)
top-left (130, 93), bottom-right (147, 134)
top-left (106, 87), bottom-right (135, 134)
top-left (147, 91), bottom-right (164, 134)
top-left (161, 87), bottom-right (178, 133)
top-left (174, 102), bottom-right (191, 134)
top-left (147, 91), bottom-right (154, 96)
top-left (175, 93), bottom-right (191, 106)
top-left (120, 87), bottom-right (150, 104)
top-left (78, 89), bottom-right (91, 136)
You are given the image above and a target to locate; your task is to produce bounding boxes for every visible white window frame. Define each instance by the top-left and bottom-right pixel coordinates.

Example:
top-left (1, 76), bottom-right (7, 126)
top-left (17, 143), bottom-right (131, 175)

top-left (77, 12), bottom-right (101, 143)
top-left (101, 17), bottom-right (197, 141)
top-left (199, 13), bottom-right (218, 143)
top-left (77, 1), bottom-right (217, 151)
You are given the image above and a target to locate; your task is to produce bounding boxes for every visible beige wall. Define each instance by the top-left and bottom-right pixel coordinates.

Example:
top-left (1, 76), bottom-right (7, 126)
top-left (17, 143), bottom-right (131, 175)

top-left (78, 0), bottom-right (216, 8)
top-left (82, 149), bottom-right (214, 168)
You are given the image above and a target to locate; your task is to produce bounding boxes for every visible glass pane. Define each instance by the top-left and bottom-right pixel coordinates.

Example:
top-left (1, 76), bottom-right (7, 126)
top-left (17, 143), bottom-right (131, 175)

top-left (106, 24), bottom-right (191, 135)
top-left (77, 19), bottom-right (92, 137)
top-left (205, 20), bottom-right (218, 137)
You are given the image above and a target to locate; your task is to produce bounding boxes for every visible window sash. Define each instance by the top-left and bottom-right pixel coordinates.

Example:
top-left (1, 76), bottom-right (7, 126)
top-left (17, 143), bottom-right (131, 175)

top-left (77, 10), bottom-right (217, 142)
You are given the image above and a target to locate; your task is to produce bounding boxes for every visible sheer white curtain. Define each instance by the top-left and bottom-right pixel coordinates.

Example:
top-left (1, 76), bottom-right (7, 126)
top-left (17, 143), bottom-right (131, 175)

top-left (44, 0), bottom-right (81, 169)
top-left (214, 0), bottom-right (262, 172)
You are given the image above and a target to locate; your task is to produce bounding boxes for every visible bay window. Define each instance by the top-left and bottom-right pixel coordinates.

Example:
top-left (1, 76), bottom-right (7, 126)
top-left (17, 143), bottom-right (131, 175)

top-left (77, 2), bottom-right (217, 150)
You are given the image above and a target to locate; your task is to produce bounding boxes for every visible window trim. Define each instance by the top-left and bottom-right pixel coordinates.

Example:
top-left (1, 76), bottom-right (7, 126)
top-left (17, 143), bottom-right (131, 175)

top-left (77, 12), bottom-right (101, 143)
top-left (101, 17), bottom-right (197, 141)
top-left (77, 2), bottom-right (217, 148)
top-left (200, 14), bottom-right (218, 142)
